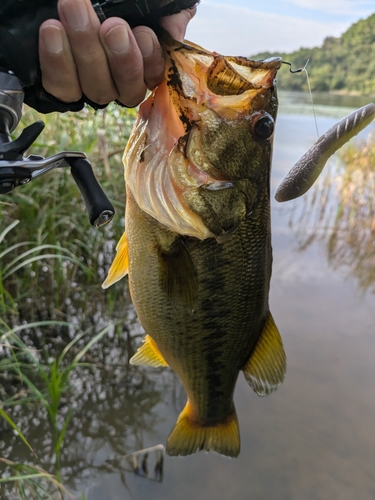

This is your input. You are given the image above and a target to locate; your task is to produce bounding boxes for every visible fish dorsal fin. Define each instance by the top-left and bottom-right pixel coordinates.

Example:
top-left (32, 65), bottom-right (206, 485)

top-left (166, 400), bottom-right (240, 458)
top-left (158, 238), bottom-right (198, 310)
top-left (129, 334), bottom-right (169, 367)
top-left (102, 232), bottom-right (129, 289)
top-left (242, 312), bottom-right (286, 396)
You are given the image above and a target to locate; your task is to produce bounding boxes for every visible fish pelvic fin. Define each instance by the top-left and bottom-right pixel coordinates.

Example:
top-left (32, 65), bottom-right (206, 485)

top-left (102, 232), bottom-right (129, 289)
top-left (166, 401), bottom-right (240, 458)
top-left (129, 334), bottom-right (169, 368)
top-left (242, 312), bottom-right (286, 396)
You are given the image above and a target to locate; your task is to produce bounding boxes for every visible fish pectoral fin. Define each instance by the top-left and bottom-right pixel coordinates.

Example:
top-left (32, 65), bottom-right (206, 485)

top-left (102, 232), bottom-right (129, 289)
top-left (242, 312), bottom-right (286, 396)
top-left (158, 237), bottom-right (198, 310)
top-left (166, 400), bottom-right (240, 458)
top-left (129, 334), bottom-right (169, 368)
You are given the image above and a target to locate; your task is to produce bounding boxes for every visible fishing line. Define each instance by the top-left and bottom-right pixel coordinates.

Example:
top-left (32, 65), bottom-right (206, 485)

top-left (282, 59), bottom-right (320, 137)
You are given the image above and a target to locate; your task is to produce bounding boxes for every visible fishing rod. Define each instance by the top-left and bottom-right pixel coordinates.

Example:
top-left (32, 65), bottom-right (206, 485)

top-left (0, 0), bottom-right (197, 227)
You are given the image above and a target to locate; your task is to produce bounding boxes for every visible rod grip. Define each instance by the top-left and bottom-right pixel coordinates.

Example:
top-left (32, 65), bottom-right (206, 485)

top-left (69, 158), bottom-right (115, 227)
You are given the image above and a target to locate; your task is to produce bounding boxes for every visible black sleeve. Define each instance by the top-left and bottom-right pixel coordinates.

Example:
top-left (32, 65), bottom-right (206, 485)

top-left (0, 0), bottom-right (198, 114)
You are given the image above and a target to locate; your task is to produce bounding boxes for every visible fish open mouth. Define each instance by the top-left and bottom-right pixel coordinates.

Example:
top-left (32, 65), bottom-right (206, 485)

top-left (124, 35), bottom-right (281, 240)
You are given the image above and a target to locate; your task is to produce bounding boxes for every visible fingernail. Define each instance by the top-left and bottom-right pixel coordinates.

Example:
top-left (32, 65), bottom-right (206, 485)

top-left (41, 25), bottom-right (63, 54)
top-left (61, 0), bottom-right (89, 30)
top-left (136, 32), bottom-right (154, 58)
top-left (105, 25), bottom-right (130, 54)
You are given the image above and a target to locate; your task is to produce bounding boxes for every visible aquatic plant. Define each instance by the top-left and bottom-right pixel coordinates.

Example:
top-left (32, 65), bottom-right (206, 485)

top-left (0, 312), bottom-right (173, 496)
top-left (0, 319), bottom-right (110, 497)
top-left (0, 458), bottom-right (72, 500)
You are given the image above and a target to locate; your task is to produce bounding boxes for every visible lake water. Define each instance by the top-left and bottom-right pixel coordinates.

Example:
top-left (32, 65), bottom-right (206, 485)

top-left (3, 91), bottom-right (375, 499)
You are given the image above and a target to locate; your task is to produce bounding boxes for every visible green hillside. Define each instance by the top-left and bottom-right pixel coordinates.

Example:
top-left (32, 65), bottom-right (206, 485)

top-left (251, 13), bottom-right (375, 95)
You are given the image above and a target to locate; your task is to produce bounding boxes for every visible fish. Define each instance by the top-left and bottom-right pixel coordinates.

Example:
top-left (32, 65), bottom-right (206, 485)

top-left (102, 34), bottom-right (286, 458)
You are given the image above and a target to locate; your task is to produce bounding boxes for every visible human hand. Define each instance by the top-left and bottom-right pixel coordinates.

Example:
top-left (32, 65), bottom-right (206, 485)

top-left (38, 0), bottom-right (196, 107)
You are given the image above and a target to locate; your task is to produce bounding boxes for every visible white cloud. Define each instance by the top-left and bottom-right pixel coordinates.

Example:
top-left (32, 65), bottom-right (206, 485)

top-left (186, 2), bottom-right (349, 55)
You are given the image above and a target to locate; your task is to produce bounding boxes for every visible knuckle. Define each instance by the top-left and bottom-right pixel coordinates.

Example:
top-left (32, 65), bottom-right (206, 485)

top-left (118, 95), bottom-right (145, 108)
top-left (118, 88), bottom-right (146, 108)
top-left (43, 82), bottom-right (82, 103)
top-left (85, 89), bottom-right (118, 105)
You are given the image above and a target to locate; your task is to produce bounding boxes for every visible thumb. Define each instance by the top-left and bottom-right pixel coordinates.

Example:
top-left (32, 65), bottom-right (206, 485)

top-left (160, 6), bottom-right (198, 42)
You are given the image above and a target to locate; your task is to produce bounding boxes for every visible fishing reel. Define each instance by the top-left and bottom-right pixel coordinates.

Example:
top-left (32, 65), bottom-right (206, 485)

top-left (0, 71), bottom-right (115, 227)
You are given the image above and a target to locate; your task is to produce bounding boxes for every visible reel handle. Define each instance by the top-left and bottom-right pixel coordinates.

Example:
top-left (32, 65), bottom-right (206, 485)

top-left (69, 157), bottom-right (115, 227)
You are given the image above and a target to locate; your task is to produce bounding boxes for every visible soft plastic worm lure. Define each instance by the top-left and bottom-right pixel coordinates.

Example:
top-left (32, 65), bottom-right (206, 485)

top-left (275, 103), bottom-right (375, 202)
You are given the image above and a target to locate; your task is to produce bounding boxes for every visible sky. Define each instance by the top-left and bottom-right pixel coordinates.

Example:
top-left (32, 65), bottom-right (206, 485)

top-left (185, 0), bottom-right (375, 55)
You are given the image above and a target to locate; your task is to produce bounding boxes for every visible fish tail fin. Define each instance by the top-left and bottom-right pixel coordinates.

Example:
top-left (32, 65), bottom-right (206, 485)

top-left (166, 400), bottom-right (240, 458)
top-left (102, 232), bottom-right (129, 289)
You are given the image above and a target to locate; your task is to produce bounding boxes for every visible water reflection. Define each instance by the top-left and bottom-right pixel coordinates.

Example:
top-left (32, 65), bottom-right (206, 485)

top-left (278, 90), bottom-right (373, 117)
top-left (0, 302), bottom-right (181, 496)
top-left (289, 129), bottom-right (375, 292)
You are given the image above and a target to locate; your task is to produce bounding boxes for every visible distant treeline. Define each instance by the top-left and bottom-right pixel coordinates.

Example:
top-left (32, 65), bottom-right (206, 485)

top-left (251, 13), bottom-right (375, 95)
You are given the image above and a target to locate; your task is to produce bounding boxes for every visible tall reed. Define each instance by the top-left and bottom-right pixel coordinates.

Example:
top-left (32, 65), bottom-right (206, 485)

top-left (0, 103), bottom-right (136, 321)
top-left (0, 102), bottom-right (136, 497)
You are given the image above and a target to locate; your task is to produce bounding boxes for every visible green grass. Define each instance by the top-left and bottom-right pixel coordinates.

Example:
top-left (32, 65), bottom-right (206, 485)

top-left (0, 458), bottom-right (72, 500)
top-left (0, 102), bottom-right (136, 497)
top-left (0, 102), bottom-right (136, 321)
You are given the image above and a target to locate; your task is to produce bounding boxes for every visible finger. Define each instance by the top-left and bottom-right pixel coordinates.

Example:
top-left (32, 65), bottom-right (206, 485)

top-left (133, 27), bottom-right (164, 90)
top-left (100, 18), bottom-right (147, 107)
top-left (58, 0), bottom-right (118, 105)
top-left (39, 20), bottom-right (82, 103)
top-left (160, 7), bottom-right (197, 42)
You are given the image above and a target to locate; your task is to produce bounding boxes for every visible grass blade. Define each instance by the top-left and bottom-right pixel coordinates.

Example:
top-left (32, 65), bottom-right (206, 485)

top-left (0, 220), bottom-right (20, 243)
top-left (0, 408), bottom-right (35, 455)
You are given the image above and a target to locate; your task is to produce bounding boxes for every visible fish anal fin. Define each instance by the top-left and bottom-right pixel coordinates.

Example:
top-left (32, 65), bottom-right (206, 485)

top-left (166, 400), bottom-right (240, 458)
top-left (102, 232), bottom-right (129, 289)
top-left (242, 312), bottom-right (286, 396)
top-left (129, 334), bottom-right (169, 368)
top-left (158, 237), bottom-right (198, 310)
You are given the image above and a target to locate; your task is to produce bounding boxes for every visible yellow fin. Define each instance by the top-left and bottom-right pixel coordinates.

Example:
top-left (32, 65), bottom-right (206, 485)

top-left (166, 400), bottom-right (240, 458)
top-left (129, 335), bottom-right (169, 368)
top-left (102, 232), bottom-right (129, 289)
top-left (242, 312), bottom-right (286, 396)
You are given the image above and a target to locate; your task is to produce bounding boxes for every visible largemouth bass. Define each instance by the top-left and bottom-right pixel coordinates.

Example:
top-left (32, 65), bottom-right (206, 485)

top-left (103, 36), bottom-right (286, 458)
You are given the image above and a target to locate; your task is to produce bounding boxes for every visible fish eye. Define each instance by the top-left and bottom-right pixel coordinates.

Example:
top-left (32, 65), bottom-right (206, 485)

top-left (253, 114), bottom-right (274, 140)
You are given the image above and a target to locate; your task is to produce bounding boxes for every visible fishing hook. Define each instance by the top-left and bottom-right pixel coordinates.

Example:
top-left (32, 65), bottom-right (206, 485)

top-left (282, 59), bottom-right (310, 73)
